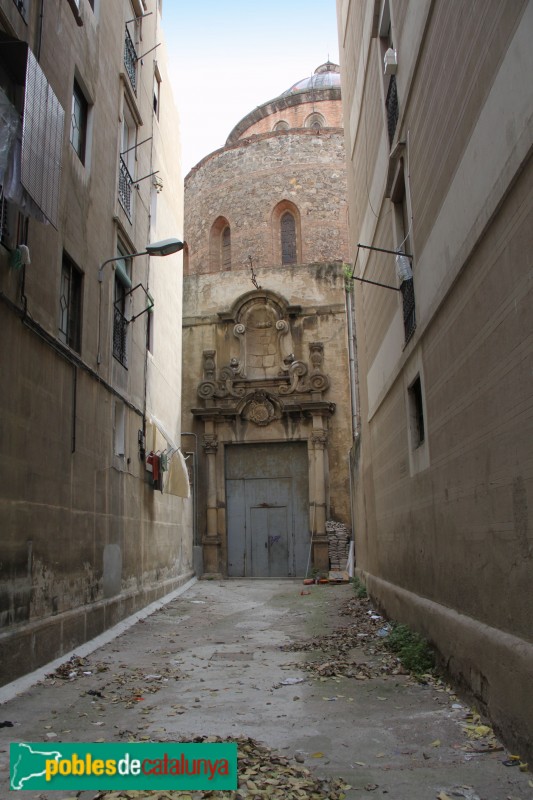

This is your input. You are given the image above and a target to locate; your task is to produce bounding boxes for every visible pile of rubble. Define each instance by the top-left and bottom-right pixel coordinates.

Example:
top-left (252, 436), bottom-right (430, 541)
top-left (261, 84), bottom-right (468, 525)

top-left (325, 520), bottom-right (351, 571)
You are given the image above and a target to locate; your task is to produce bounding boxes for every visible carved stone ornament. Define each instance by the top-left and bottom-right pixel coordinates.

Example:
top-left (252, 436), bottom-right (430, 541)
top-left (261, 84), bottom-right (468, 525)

top-left (242, 391), bottom-right (282, 427)
top-left (311, 430), bottom-right (329, 448)
top-left (202, 433), bottom-right (218, 454)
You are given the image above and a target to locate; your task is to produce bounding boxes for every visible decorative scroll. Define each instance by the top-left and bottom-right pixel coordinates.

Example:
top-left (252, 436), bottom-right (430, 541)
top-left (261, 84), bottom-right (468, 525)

top-left (276, 320), bottom-right (293, 373)
top-left (197, 356), bottom-right (246, 401)
top-left (233, 324), bottom-right (246, 378)
top-left (279, 360), bottom-right (308, 395)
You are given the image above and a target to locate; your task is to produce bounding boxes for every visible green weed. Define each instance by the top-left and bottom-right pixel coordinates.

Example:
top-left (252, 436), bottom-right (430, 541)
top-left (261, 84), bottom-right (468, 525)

top-left (385, 623), bottom-right (434, 675)
top-left (352, 575), bottom-right (367, 598)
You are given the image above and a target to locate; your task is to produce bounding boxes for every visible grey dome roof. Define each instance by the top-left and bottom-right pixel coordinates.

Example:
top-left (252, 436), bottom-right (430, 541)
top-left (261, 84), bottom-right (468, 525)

top-left (282, 61), bottom-right (340, 96)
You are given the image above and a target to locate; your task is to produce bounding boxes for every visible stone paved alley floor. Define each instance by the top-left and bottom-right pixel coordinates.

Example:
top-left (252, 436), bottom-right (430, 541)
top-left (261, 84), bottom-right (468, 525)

top-left (0, 579), bottom-right (531, 800)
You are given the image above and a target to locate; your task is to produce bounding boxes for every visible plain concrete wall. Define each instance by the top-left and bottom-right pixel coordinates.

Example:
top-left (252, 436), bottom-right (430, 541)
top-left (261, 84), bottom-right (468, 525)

top-left (338, 0), bottom-right (533, 760)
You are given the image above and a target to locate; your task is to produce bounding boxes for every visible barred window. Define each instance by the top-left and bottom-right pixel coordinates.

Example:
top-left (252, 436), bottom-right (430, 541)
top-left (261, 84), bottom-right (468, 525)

top-left (113, 243), bottom-right (132, 367)
top-left (281, 211), bottom-right (297, 265)
top-left (221, 225), bottom-right (231, 270)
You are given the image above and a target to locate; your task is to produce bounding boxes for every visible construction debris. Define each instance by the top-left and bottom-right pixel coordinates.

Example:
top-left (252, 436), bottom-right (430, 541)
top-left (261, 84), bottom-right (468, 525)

top-left (326, 520), bottom-right (351, 571)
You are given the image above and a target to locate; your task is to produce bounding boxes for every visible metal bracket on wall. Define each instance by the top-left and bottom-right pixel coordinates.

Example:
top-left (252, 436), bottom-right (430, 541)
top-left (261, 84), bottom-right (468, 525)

top-left (114, 283), bottom-right (154, 323)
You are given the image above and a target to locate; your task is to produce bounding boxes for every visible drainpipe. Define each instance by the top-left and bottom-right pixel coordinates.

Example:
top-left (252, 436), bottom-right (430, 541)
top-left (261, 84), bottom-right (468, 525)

top-left (181, 432), bottom-right (198, 546)
top-left (346, 287), bottom-right (359, 440)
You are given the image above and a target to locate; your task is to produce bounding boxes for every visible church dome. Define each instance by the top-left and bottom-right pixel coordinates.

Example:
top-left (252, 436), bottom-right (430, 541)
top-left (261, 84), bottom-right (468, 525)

top-left (281, 62), bottom-right (341, 96)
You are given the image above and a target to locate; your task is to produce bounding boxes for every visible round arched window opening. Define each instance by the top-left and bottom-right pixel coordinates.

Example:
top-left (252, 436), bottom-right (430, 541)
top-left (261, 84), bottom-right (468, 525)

top-left (281, 211), bottom-right (297, 265)
top-left (305, 112), bottom-right (326, 130)
top-left (274, 120), bottom-right (290, 131)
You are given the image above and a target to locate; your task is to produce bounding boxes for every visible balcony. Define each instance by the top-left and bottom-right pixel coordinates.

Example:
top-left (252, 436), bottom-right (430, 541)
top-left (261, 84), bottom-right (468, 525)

top-left (118, 156), bottom-right (133, 221)
top-left (124, 26), bottom-right (137, 93)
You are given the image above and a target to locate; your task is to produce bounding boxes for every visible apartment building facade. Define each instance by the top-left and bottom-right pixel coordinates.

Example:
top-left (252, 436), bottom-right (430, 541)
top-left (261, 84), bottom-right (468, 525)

top-left (0, 0), bottom-right (192, 684)
top-left (337, 0), bottom-right (533, 756)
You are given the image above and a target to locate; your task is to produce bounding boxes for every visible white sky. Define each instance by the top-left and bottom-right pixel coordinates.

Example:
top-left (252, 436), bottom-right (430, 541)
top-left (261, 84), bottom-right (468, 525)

top-left (161, 0), bottom-right (340, 177)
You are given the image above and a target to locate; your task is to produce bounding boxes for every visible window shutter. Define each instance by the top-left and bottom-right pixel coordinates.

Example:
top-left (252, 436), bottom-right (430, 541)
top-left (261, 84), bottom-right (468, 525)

top-left (21, 49), bottom-right (64, 229)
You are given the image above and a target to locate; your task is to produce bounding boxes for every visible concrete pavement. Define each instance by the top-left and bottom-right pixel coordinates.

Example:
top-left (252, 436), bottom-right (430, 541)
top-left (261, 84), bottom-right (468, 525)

top-left (0, 579), bottom-right (531, 799)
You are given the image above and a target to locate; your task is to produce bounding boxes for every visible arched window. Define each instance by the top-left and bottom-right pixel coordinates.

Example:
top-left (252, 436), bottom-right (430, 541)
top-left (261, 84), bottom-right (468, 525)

top-left (221, 225), bottom-right (231, 270)
top-left (209, 216), bottom-right (231, 271)
top-left (273, 120), bottom-right (289, 131)
top-left (305, 112), bottom-right (326, 130)
top-left (281, 211), bottom-right (297, 265)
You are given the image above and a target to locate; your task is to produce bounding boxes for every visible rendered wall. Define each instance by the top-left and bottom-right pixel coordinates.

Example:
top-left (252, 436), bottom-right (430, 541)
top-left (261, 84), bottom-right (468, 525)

top-left (0, 0), bottom-right (192, 686)
top-left (338, 0), bottom-right (533, 758)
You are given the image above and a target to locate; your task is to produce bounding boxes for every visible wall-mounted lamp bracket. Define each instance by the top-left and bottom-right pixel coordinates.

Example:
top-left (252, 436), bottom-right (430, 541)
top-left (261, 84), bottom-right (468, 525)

top-left (114, 283), bottom-right (154, 323)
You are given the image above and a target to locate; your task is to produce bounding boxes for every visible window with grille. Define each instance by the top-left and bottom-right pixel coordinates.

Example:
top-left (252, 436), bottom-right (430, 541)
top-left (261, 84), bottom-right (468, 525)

top-left (386, 74), bottom-right (399, 146)
top-left (221, 225), bottom-right (231, 270)
top-left (59, 254), bottom-right (83, 352)
top-left (391, 161), bottom-right (415, 344)
top-left (118, 107), bottom-right (136, 220)
top-left (113, 244), bottom-right (131, 367)
top-left (401, 278), bottom-right (416, 343)
top-left (124, 25), bottom-right (137, 92)
top-left (70, 80), bottom-right (88, 163)
top-left (12, 0), bottom-right (28, 20)
top-left (281, 211), bottom-right (297, 264)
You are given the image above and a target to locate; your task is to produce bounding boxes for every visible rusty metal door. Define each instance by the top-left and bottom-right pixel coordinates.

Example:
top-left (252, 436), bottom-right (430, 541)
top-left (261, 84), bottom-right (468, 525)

top-left (226, 442), bottom-right (308, 577)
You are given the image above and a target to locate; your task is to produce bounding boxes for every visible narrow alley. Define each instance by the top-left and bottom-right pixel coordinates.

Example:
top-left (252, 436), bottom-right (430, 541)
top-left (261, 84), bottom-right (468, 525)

top-left (1, 580), bottom-right (531, 800)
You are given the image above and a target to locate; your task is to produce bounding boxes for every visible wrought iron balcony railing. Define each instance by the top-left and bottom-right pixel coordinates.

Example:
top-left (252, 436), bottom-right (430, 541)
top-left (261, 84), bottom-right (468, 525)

top-left (124, 26), bottom-right (137, 92)
top-left (118, 156), bottom-right (133, 220)
top-left (12, 0), bottom-right (27, 20)
top-left (113, 306), bottom-right (128, 366)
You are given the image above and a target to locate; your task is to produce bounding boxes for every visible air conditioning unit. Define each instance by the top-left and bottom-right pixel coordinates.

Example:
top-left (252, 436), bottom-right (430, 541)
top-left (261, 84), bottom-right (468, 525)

top-left (384, 48), bottom-right (398, 76)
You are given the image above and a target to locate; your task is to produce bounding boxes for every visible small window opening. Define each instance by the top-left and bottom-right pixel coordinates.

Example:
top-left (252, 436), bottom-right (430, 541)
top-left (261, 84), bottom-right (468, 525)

top-left (114, 401), bottom-right (126, 456)
top-left (70, 80), bottom-right (88, 164)
top-left (408, 375), bottom-right (425, 448)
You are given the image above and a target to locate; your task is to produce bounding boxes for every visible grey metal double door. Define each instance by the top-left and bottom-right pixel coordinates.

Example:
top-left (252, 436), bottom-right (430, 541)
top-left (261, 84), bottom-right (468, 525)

top-left (226, 442), bottom-right (309, 577)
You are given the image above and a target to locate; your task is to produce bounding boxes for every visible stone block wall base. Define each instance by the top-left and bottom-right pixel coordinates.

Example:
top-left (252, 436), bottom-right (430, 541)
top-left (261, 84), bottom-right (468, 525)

top-left (312, 539), bottom-right (330, 572)
top-left (0, 571), bottom-right (195, 687)
top-left (364, 571), bottom-right (533, 765)
top-left (202, 540), bottom-right (222, 575)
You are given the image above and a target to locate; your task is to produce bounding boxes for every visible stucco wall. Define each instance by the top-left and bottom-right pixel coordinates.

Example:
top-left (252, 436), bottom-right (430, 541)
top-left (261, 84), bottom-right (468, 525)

top-left (0, 0), bottom-right (192, 686)
top-left (338, 0), bottom-right (533, 759)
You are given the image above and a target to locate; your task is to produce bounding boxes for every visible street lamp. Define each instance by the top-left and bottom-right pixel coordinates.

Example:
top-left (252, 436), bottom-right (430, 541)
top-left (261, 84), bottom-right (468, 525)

top-left (97, 237), bottom-right (185, 281)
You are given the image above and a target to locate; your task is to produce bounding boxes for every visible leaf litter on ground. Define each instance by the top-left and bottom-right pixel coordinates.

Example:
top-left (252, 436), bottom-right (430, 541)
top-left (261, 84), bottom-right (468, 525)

top-left (88, 735), bottom-right (351, 800)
